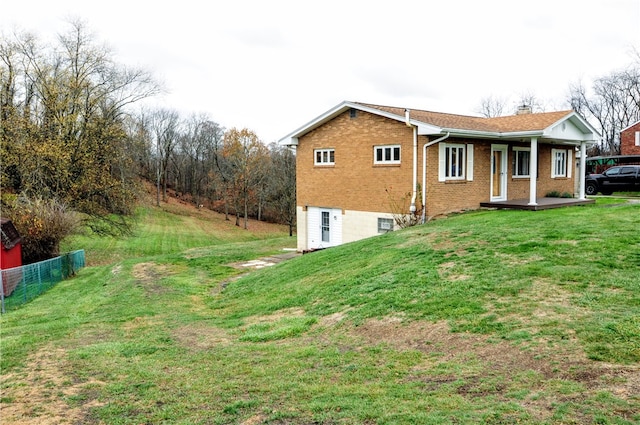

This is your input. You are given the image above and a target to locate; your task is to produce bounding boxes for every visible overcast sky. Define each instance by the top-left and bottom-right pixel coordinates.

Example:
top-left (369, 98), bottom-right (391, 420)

top-left (2, 0), bottom-right (639, 143)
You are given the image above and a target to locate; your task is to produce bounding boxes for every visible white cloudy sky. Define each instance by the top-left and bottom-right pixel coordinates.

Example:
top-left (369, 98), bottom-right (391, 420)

top-left (2, 0), bottom-right (639, 143)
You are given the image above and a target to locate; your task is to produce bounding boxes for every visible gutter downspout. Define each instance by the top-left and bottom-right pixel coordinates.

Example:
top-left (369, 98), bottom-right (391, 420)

top-left (422, 132), bottom-right (450, 223)
top-left (405, 109), bottom-right (418, 215)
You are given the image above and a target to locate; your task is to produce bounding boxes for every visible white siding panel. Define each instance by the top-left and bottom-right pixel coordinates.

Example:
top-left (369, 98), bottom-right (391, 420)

top-left (331, 209), bottom-right (343, 246)
top-left (296, 206), bottom-right (306, 252)
top-left (307, 207), bottom-right (321, 249)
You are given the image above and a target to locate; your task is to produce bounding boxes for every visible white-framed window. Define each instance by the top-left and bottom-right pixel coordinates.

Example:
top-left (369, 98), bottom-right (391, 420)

top-left (374, 145), bottom-right (401, 164)
top-left (378, 217), bottom-right (394, 233)
top-left (438, 143), bottom-right (474, 182)
top-left (552, 149), bottom-right (566, 177)
top-left (635, 131), bottom-right (639, 146)
top-left (446, 144), bottom-right (465, 179)
top-left (551, 148), bottom-right (572, 178)
top-left (314, 148), bottom-right (335, 165)
top-left (512, 147), bottom-right (530, 178)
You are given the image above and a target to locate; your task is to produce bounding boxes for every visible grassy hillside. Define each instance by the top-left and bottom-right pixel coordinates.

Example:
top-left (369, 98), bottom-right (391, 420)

top-left (1, 199), bottom-right (639, 424)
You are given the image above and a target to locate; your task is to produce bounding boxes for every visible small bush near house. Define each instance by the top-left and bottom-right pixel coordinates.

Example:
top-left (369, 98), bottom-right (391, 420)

top-left (545, 191), bottom-right (574, 198)
top-left (3, 195), bottom-right (80, 263)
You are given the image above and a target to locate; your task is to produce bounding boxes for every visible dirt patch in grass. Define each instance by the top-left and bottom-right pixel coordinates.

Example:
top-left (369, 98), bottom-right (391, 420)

top-left (122, 315), bottom-right (165, 333)
top-left (173, 322), bottom-right (232, 350)
top-left (0, 345), bottom-right (105, 425)
top-left (243, 307), bottom-right (306, 325)
top-left (396, 230), bottom-right (442, 249)
top-left (349, 316), bottom-right (640, 420)
top-left (173, 309), bottom-right (309, 350)
top-left (132, 262), bottom-right (172, 295)
top-left (494, 252), bottom-right (544, 266)
top-left (437, 261), bottom-right (471, 281)
top-left (240, 414), bottom-right (267, 425)
top-left (485, 278), bottom-right (587, 344)
top-left (318, 312), bottom-right (348, 327)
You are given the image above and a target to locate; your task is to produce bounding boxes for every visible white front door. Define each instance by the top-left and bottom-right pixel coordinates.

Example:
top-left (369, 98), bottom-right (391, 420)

top-left (491, 145), bottom-right (508, 201)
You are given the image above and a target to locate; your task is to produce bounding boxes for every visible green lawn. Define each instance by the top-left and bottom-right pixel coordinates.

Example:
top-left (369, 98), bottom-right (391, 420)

top-left (1, 200), bottom-right (639, 424)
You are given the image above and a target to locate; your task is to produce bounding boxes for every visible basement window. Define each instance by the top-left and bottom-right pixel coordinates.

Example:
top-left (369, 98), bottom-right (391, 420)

top-left (378, 218), bottom-right (394, 233)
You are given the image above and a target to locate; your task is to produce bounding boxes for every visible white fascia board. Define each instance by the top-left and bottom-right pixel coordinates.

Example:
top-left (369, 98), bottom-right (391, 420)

top-left (278, 136), bottom-right (298, 146)
top-left (499, 130), bottom-right (546, 139)
top-left (501, 129), bottom-right (592, 145)
top-left (415, 123), bottom-right (445, 135)
top-left (439, 128), bottom-right (508, 139)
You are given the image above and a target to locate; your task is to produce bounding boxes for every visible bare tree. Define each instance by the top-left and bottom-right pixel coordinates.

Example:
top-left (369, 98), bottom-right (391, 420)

top-left (514, 91), bottom-right (546, 113)
top-left (477, 95), bottom-right (507, 117)
top-left (569, 63), bottom-right (640, 155)
top-left (176, 114), bottom-right (224, 207)
top-left (478, 92), bottom-right (547, 117)
top-left (266, 143), bottom-right (296, 236)
top-left (150, 108), bottom-right (180, 205)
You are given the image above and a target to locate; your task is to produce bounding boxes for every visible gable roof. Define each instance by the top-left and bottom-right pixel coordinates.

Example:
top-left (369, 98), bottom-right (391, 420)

top-left (279, 100), bottom-right (601, 146)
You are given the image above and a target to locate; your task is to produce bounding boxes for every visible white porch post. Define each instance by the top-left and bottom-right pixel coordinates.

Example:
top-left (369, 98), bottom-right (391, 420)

top-left (528, 137), bottom-right (538, 206)
top-left (578, 141), bottom-right (587, 200)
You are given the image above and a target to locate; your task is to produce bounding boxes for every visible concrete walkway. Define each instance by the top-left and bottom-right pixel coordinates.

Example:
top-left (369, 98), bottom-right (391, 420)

top-left (233, 250), bottom-right (300, 270)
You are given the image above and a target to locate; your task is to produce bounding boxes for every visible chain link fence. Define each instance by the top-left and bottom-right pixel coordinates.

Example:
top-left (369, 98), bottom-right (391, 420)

top-left (1, 250), bottom-right (85, 313)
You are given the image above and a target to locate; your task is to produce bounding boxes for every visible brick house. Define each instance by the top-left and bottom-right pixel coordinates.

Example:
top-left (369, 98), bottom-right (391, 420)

top-left (279, 101), bottom-right (599, 252)
top-left (620, 121), bottom-right (640, 155)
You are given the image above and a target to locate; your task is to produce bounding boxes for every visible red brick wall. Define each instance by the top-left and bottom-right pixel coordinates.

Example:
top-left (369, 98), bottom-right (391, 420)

top-left (620, 122), bottom-right (640, 155)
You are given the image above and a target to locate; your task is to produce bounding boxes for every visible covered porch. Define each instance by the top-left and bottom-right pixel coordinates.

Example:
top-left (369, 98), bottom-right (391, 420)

top-left (480, 197), bottom-right (595, 211)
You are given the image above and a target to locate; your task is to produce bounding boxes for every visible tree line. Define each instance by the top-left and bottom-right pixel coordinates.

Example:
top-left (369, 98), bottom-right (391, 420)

top-left (137, 110), bottom-right (296, 233)
top-left (1, 21), bottom-right (295, 262)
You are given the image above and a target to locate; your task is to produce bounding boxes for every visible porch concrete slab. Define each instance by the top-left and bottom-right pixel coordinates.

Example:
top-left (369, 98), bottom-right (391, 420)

top-left (480, 197), bottom-right (595, 211)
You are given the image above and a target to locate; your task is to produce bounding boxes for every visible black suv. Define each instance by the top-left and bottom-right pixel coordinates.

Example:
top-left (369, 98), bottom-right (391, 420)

top-left (585, 165), bottom-right (640, 195)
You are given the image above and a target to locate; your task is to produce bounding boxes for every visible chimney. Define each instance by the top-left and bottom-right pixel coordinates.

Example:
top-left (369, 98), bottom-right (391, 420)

top-left (517, 105), bottom-right (532, 115)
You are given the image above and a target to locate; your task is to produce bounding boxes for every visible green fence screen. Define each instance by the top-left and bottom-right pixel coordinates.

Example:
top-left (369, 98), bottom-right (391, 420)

top-left (1, 250), bottom-right (85, 313)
